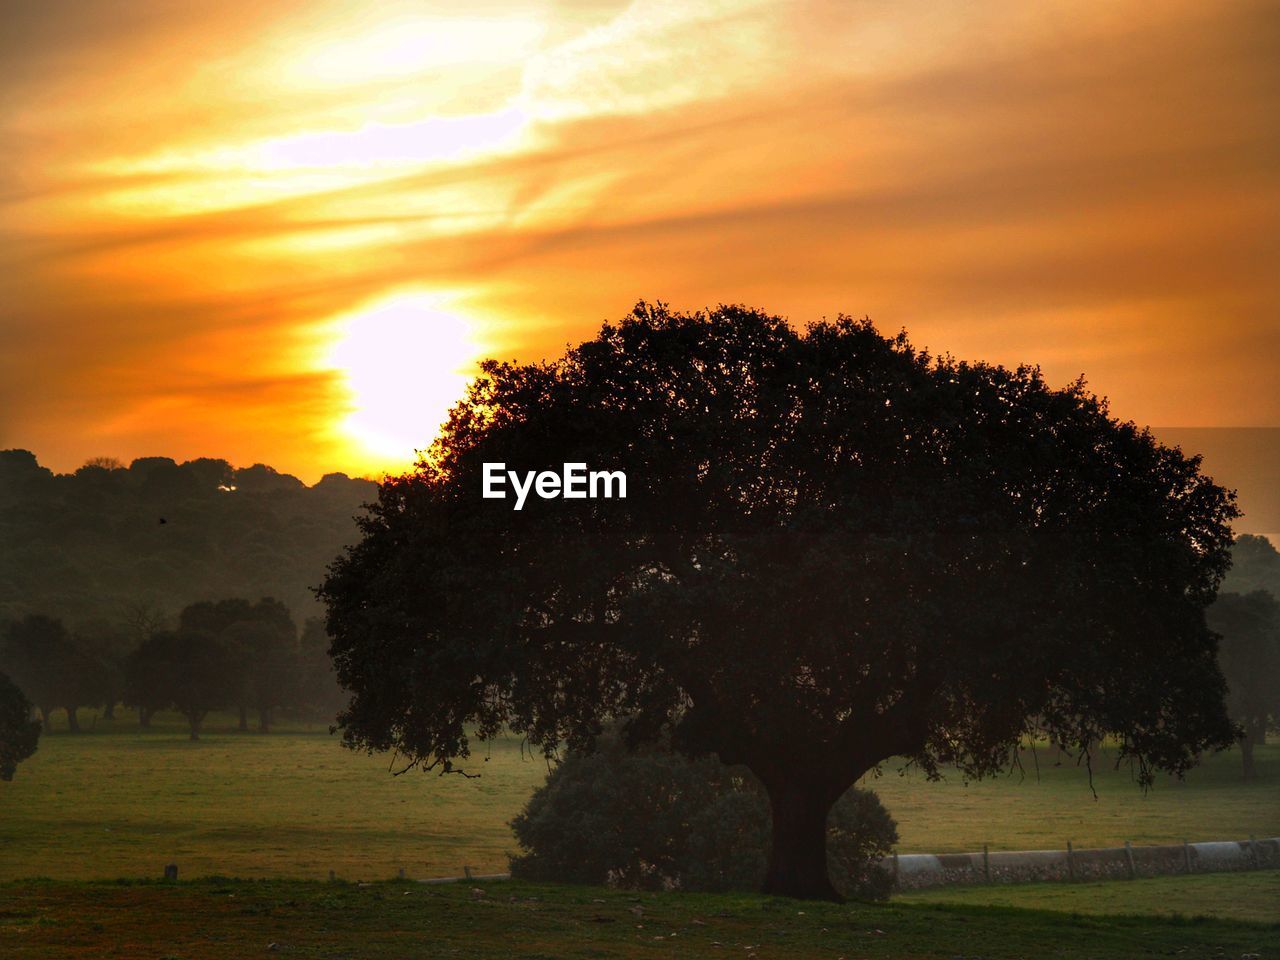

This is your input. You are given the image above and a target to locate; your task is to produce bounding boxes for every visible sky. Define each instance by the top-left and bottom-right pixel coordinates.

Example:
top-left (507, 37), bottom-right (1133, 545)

top-left (2, 1), bottom-right (1278, 507)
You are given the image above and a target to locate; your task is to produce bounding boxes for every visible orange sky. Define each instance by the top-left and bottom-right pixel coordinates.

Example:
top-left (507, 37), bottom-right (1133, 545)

top-left (2, 0), bottom-right (1278, 486)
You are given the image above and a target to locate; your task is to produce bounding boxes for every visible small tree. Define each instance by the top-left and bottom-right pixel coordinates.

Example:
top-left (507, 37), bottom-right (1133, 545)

top-left (123, 639), bottom-right (170, 729)
top-left (75, 619), bottom-right (132, 721)
top-left (122, 600), bottom-right (168, 726)
top-left (1223, 534), bottom-right (1280, 596)
top-left (126, 630), bottom-right (238, 740)
top-left (179, 599), bottom-right (254, 729)
top-left (179, 598), bottom-right (297, 732)
top-left (322, 304), bottom-right (1239, 900)
top-left (222, 619), bottom-right (298, 733)
top-left (1, 614), bottom-right (100, 733)
top-left (1206, 590), bottom-right (1280, 779)
top-left (1218, 534), bottom-right (1280, 757)
top-left (0, 671), bottom-right (40, 780)
top-left (296, 618), bottom-right (346, 724)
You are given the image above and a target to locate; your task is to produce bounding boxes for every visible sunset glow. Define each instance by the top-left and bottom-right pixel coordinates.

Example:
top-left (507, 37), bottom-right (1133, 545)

top-left (2, 0), bottom-right (1277, 487)
top-left (324, 293), bottom-right (483, 469)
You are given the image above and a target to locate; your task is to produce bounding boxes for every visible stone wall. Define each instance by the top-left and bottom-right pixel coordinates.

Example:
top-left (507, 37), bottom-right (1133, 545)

top-left (891, 837), bottom-right (1280, 890)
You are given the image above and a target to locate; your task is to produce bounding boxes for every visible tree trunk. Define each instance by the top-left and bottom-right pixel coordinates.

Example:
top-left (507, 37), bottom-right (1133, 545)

top-left (238, 705), bottom-right (249, 732)
top-left (64, 705), bottom-right (80, 734)
top-left (1240, 733), bottom-right (1255, 781)
top-left (258, 708), bottom-right (271, 734)
top-left (40, 705), bottom-right (55, 733)
top-left (103, 701), bottom-right (116, 720)
top-left (139, 706), bottom-right (152, 728)
top-left (189, 712), bottom-right (202, 741)
top-left (760, 778), bottom-right (841, 901)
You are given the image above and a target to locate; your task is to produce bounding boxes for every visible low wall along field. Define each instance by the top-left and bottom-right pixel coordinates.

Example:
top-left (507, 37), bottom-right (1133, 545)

top-left (411, 837), bottom-right (1280, 890)
top-left (893, 837), bottom-right (1280, 889)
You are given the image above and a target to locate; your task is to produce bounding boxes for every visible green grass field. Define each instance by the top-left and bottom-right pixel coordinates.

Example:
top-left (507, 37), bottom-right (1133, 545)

top-left (3, 709), bottom-right (1276, 884)
top-left (2, 876), bottom-right (1276, 960)
top-left (899, 871), bottom-right (1280, 923)
top-left (0, 710), bottom-right (547, 881)
top-left (4, 711), bottom-right (1278, 956)
top-left (865, 738), bottom-right (1280, 853)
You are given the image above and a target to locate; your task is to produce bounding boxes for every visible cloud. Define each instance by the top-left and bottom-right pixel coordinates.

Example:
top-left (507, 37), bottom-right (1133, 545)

top-left (519, 0), bottom-right (787, 120)
top-left (2, 0), bottom-right (1278, 482)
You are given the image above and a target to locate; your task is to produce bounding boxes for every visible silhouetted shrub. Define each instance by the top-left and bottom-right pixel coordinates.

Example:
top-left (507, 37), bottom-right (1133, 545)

top-left (509, 732), bottom-right (897, 899)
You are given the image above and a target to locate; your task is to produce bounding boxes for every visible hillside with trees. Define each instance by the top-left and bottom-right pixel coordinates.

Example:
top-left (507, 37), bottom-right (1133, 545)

top-left (0, 450), bottom-right (372, 732)
top-left (0, 449), bottom-right (377, 627)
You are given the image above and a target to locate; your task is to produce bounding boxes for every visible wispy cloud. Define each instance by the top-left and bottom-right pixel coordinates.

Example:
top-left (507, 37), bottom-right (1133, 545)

top-left (2, 0), bottom-right (1277, 494)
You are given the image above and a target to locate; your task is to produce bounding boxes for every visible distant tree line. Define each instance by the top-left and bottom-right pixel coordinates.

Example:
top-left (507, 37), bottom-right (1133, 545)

top-left (1, 443), bottom-right (1273, 783)
top-left (0, 599), bottom-right (345, 739)
top-left (1030, 533), bottom-right (1280, 781)
top-left (0, 449), bottom-right (377, 627)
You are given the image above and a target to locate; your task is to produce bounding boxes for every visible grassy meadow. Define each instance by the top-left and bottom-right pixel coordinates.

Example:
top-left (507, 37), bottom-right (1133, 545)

top-left (899, 871), bottom-right (1280, 924)
top-left (2, 708), bottom-right (1277, 884)
top-left (0, 710), bottom-right (547, 882)
top-left (2, 876), bottom-right (1277, 960)
top-left (865, 738), bottom-right (1280, 853)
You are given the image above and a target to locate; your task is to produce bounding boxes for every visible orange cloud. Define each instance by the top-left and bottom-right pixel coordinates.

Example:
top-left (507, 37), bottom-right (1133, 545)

top-left (2, 0), bottom-right (1277, 496)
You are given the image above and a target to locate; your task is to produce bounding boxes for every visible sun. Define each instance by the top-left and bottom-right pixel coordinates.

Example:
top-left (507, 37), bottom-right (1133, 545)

top-left (325, 292), bottom-right (484, 473)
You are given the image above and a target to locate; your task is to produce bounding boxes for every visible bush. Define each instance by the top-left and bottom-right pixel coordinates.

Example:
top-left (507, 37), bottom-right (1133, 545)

top-left (509, 732), bottom-right (898, 899)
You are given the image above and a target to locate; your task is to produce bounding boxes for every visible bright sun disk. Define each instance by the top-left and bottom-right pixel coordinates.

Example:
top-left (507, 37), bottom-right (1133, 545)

top-left (326, 293), bottom-right (482, 471)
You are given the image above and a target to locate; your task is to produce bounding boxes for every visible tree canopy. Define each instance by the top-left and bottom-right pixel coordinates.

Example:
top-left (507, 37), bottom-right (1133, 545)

top-left (321, 302), bottom-right (1239, 900)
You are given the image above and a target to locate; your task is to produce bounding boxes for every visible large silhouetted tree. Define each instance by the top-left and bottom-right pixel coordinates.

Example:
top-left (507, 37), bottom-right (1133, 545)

top-left (0, 671), bottom-right (40, 780)
top-left (320, 303), bottom-right (1239, 900)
